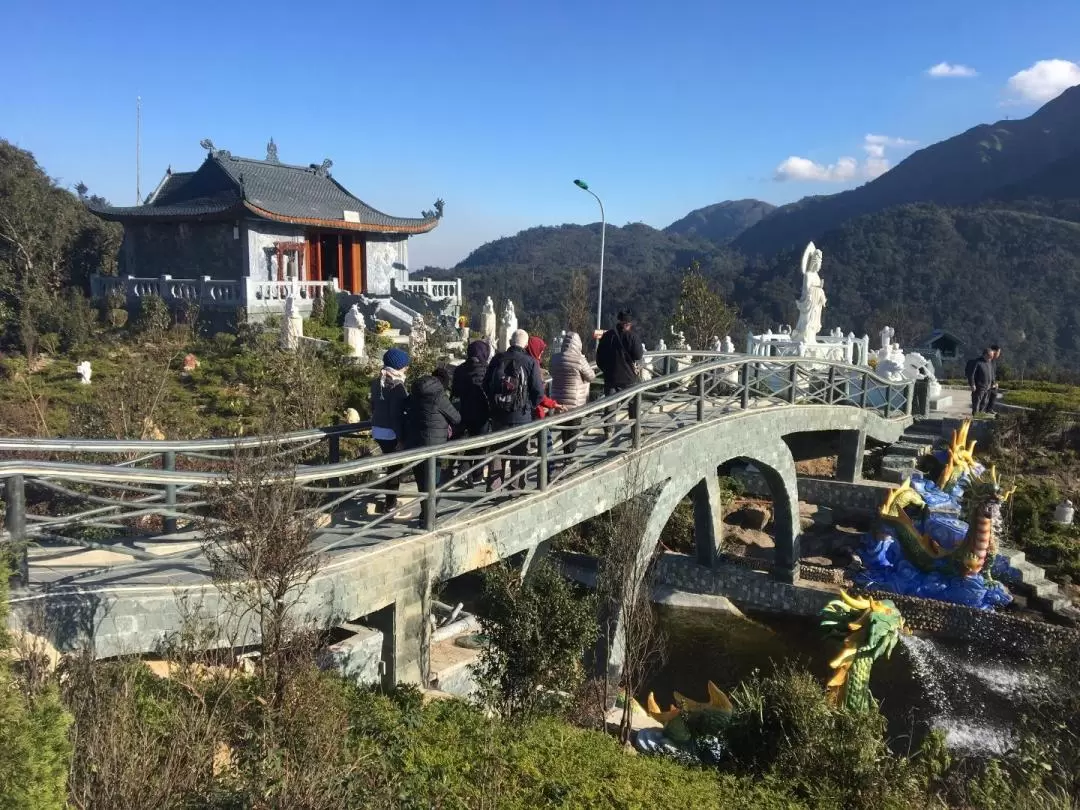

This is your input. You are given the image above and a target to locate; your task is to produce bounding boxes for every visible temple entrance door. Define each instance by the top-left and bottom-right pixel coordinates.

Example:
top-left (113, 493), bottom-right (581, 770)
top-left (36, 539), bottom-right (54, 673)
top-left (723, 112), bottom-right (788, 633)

top-left (318, 234), bottom-right (339, 287)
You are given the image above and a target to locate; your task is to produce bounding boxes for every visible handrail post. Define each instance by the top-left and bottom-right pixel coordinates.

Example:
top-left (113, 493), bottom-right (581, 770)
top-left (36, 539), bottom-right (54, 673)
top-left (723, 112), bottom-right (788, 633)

top-left (905, 381), bottom-right (915, 416)
top-left (162, 451), bottom-right (177, 534)
top-left (740, 364), bottom-right (750, 410)
top-left (4, 475), bottom-right (28, 585)
top-left (883, 385), bottom-right (892, 418)
top-left (788, 363), bottom-right (798, 404)
top-left (424, 456), bottom-right (437, 531)
top-left (827, 365), bottom-right (837, 405)
top-left (633, 392), bottom-right (643, 448)
top-left (538, 426), bottom-right (549, 491)
top-left (696, 372), bottom-right (706, 421)
top-left (328, 429), bottom-right (341, 491)
top-left (860, 371), bottom-right (870, 409)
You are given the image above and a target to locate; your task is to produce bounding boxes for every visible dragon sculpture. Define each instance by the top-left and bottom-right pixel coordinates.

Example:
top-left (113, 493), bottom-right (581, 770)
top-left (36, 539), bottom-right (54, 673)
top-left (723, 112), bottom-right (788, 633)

top-left (858, 420), bottom-right (1017, 609)
top-left (630, 681), bottom-right (733, 762)
top-left (820, 591), bottom-right (905, 713)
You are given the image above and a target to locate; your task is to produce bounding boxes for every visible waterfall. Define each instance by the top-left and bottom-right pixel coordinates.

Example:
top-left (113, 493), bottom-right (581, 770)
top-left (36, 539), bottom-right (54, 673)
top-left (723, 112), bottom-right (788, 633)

top-left (897, 634), bottom-right (1045, 757)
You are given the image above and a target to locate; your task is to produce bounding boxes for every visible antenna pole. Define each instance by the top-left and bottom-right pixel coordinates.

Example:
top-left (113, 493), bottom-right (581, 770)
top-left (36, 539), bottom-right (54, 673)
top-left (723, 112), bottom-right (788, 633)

top-left (136, 96), bottom-right (142, 203)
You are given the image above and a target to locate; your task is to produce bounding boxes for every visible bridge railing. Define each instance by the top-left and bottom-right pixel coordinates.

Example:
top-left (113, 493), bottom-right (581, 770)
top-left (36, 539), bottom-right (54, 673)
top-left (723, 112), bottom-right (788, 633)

top-left (0, 354), bottom-right (912, 576)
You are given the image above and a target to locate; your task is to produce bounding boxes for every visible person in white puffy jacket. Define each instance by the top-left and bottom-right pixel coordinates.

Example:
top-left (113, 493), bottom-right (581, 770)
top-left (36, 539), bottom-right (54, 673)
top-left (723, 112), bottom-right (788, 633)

top-left (549, 331), bottom-right (596, 454)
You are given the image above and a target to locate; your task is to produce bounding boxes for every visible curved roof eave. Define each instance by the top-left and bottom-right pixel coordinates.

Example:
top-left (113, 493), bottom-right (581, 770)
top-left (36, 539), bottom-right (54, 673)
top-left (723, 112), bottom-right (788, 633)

top-left (242, 202), bottom-right (440, 235)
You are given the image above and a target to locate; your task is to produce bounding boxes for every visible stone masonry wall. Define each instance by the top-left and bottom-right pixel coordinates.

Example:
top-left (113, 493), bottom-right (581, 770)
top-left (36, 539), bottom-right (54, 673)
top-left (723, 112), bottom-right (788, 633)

top-left (365, 236), bottom-right (409, 295)
top-left (120, 221), bottom-right (243, 279)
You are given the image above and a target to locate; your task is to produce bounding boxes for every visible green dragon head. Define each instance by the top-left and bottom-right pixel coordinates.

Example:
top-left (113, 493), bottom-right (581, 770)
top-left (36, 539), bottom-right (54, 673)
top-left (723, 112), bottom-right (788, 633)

top-left (641, 681), bottom-right (733, 744)
top-left (820, 591), bottom-right (906, 713)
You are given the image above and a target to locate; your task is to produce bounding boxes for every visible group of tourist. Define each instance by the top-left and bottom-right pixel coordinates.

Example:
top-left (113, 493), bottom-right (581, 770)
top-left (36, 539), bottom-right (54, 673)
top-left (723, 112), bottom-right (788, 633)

top-left (369, 312), bottom-right (646, 524)
top-left (966, 344), bottom-right (1002, 415)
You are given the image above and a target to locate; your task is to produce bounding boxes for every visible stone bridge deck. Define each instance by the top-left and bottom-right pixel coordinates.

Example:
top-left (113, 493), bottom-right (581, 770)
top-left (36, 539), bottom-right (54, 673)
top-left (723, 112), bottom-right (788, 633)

top-left (1, 354), bottom-right (913, 682)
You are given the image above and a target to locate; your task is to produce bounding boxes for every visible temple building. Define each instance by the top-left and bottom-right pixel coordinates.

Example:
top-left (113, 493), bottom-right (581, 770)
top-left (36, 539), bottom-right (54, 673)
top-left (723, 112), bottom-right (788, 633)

top-left (88, 139), bottom-right (458, 322)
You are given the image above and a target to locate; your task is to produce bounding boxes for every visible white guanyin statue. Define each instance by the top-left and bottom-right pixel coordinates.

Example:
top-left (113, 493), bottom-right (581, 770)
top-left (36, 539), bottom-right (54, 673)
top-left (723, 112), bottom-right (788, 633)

top-left (721, 335), bottom-right (734, 353)
top-left (480, 296), bottom-right (497, 345)
top-left (793, 241), bottom-right (827, 344)
top-left (879, 325), bottom-right (895, 352)
top-left (498, 300), bottom-right (518, 352)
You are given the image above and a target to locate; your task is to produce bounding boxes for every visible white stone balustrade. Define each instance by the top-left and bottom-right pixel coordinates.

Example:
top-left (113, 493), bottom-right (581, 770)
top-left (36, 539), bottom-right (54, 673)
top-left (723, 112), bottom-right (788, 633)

top-left (89, 274), bottom-right (339, 314)
top-left (400, 277), bottom-right (462, 302)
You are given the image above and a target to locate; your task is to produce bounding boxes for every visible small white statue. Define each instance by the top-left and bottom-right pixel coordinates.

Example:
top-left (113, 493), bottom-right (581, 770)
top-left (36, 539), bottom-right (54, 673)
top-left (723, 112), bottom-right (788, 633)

top-left (875, 343), bottom-right (908, 382)
top-left (498, 300), bottom-right (518, 352)
top-left (480, 296), bottom-right (497, 345)
top-left (552, 330), bottom-right (566, 356)
top-left (879, 325), bottom-right (895, 352)
top-left (903, 351), bottom-right (941, 398)
top-left (342, 304), bottom-right (366, 359)
top-left (793, 241), bottom-right (827, 344)
top-left (656, 338), bottom-right (668, 352)
top-left (721, 335), bottom-right (735, 354)
top-left (709, 335), bottom-right (722, 352)
top-left (280, 296), bottom-right (303, 350)
top-left (76, 361), bottom-right (92, 384)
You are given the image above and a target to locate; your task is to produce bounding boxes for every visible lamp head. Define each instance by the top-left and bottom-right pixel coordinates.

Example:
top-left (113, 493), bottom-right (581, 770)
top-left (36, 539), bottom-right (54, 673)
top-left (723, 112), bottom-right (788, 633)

top-left (573, 179), bottom-right (589, 190)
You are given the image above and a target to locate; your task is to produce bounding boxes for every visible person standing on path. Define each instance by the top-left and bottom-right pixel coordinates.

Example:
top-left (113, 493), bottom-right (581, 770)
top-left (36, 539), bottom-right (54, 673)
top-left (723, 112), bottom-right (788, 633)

top-left (369, 348), bottom-right (410, 513)
top-left (596, 310), bottom-right (644, 437)
top-left (484, 329), bottom-right (544, 490)
top-left (987, 344), bottom-right (1003, 413)
top-left (549, 330), bottom-right (595, 455)
top-left (969, 348), bottom-right (994, 415)
top-left (452, 339), bottom-right (494, 484)
top-left (406, 365), bottom-right (461, 526)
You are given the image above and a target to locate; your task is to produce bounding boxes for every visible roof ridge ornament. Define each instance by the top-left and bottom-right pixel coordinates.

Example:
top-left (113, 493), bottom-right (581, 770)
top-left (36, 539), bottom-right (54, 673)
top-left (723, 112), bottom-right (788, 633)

top-left (421, 198), bottom-right (445, 220)
top-left (266, 137), bottom-right (279, 163)
top-left (311, 158), bottom-right (333, 177)
top-left (198, 138), bottom-right (231, 160)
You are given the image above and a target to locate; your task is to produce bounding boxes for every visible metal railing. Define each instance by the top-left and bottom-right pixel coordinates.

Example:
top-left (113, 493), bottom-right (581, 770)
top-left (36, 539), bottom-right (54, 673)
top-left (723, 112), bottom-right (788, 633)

top-left (0, 354), bottom-right (913, 579)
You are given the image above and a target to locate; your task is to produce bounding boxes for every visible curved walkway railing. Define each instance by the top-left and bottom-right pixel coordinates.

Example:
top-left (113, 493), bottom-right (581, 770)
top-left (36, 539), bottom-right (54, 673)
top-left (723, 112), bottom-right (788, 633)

top-left (0, 353), bottom-right (913, 578)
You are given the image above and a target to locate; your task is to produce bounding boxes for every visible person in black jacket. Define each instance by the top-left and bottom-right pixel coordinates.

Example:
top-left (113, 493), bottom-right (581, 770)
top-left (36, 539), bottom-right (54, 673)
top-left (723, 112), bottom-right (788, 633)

top-left (968, 348), bottom-right (994, 415)
top-left (370, 348), bottom-right (410, 513)
top-left (484, 329), bottom-right (544, 490)
top-left (596, 310), bottom-right (644, 437)
top-left (452, 340), bottom-right (493, 484)
top-left (407, 366), bottom-right (461, 525)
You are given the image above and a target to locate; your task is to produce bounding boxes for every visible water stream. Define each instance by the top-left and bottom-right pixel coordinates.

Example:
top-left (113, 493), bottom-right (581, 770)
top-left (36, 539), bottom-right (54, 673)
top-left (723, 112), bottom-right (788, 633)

top-left (644, 606), bottom-right (1067, 758)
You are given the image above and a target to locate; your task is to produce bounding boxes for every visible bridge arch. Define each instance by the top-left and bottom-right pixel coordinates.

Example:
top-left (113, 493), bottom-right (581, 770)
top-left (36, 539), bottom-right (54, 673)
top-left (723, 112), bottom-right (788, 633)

top-left (605, 434), bottom-right (799, 677)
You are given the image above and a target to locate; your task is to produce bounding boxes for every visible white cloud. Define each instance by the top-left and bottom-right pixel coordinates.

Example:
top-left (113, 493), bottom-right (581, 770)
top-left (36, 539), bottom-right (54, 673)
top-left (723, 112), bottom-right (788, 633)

top-left (926, 62), bottom-right (978, 78)
top-left (774, 156), bottom-right (858, 182)
top-left (775, 135), bottom-right (917, 183)
top-left (1003, 58), bottom-right (1080, 104)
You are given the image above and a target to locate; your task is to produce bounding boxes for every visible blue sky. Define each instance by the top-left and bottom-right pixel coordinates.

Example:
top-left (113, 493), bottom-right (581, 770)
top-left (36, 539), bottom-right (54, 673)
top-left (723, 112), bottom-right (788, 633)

top-left (3, 0), bottom-right (1079, 268)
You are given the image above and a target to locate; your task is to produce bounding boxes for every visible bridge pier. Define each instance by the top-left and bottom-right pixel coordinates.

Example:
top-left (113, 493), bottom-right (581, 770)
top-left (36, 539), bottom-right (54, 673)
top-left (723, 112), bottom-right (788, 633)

top-left (690, 475), bottom-right (725, 568)
top-left (835, 429), bottom-right (867, 482)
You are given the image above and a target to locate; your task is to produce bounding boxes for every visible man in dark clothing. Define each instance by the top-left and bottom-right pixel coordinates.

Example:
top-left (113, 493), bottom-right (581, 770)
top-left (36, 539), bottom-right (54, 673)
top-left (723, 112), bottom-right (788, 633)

top-left (596, 310), bottom-right (644, 436)
top-left (452, 339), bottom-right (493, 484)
top-left (987, 344), bottom-right (1002, 413)
top-left (968, 348), bottom-right (994, 415)
top-left (407, 366), bottom-right (461, 525)
top-left (483, 329), bottom-right (544, 490)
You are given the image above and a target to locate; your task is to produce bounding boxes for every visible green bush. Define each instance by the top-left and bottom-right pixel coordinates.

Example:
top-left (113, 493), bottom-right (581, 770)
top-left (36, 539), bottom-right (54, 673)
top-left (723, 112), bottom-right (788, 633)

top-left (477, 558), bottom-right (599, 719)
top-left (321, 292), bottom-right (340, 328)
top-left (0, 555), bottom-right (72, 810)
top-left (58, 289), bottom-right (97, 351)
top-left (722, 665), bottom-right (923, 809)
top-left (136, 294), bottom-right (171, 335)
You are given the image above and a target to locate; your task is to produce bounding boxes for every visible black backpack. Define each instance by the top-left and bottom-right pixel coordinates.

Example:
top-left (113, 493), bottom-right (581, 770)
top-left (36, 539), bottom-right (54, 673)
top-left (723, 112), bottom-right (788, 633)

top-left (488, 354), bottom-right (529, 415)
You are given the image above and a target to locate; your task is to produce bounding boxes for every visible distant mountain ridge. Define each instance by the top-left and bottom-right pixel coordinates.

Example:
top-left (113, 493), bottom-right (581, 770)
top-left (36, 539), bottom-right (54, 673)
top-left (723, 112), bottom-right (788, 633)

top-left (663, 199), bottom-right (776, 243)
top-left (733, 85), bottom-right (1080, 254)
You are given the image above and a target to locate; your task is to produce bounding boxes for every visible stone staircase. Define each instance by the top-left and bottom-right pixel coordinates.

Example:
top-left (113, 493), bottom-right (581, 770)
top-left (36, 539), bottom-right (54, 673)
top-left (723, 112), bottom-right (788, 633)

top-left (996, 548), bottom-right (1080, 624)
top-left (878, 417), bottom-right (944, 483)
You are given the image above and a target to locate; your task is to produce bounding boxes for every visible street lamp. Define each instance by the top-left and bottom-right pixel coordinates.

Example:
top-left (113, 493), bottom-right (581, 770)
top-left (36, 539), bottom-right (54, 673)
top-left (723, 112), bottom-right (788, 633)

top-left (573, 178), bottom-right (606, 337)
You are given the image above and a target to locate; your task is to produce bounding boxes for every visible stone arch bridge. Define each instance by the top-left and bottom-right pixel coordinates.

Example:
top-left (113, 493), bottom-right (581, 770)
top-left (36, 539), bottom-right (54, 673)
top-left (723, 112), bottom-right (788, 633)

top-left (0, 354), bottom-right (912, 685)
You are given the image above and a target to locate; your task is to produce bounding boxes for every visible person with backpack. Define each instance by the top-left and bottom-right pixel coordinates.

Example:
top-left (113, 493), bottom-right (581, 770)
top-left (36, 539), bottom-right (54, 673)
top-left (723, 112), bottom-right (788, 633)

top-left (452, 339), bottom-right (493, 484)
top-left (549, 330), bottom-right (595, 455)
top-left (369, 348), bottom-right (410, 514)
top-left (596, 310), bottom-right (644, 437)
top-left (526, 335), bottom-right (567, 478)
top-left (484, 329), bottom-right (544, 490)
top-left (406, 365), bottom-right (461, 525)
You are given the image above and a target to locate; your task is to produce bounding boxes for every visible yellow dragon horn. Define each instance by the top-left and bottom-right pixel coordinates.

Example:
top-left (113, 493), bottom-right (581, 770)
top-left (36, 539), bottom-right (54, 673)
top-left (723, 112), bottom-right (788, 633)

top-left (707, 681), bottom-right (733, 714)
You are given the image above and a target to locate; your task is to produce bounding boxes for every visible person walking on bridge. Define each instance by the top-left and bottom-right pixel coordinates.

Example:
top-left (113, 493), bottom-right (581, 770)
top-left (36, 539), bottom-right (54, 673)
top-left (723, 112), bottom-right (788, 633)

top-left (452, 339), bottom-right (493, 484)
top-left (370, 348), bottom-right (410, 513)
top-left (550, 330), bottom-right (595, 455)
top-left (484, 329), bottom-right (544, 491)
top-left (596, 310), bottom-right (644, 438)
top-left (406, 365), bottom-right (461, 526)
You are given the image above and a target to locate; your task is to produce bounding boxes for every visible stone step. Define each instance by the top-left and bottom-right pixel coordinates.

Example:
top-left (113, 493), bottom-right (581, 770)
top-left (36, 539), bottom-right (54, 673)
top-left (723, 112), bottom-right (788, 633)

top-left (888, 441), bottom-right (934, 458)
top-left (902, 431), bottom-right (942, 446)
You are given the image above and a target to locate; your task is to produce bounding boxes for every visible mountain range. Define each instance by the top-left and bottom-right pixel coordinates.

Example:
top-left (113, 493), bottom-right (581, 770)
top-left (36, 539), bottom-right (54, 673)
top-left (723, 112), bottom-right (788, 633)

top-left (430, 86), bottom-right (1080, 375)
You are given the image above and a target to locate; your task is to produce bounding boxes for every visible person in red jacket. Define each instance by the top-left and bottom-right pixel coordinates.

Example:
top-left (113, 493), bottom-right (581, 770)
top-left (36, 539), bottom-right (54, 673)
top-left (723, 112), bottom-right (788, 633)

top-left (526, 336), bottom-right (566, 479)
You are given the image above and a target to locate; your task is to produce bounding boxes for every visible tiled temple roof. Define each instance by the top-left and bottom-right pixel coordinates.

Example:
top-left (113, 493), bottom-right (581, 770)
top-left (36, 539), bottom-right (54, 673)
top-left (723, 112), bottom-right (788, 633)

top-left (90, 149), bottom-right (441, 234)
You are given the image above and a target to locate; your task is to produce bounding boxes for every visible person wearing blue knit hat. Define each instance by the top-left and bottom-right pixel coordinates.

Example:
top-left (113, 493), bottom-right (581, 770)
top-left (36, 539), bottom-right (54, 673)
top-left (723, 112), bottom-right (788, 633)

top-left (370, 348), bottom-right (410, 513)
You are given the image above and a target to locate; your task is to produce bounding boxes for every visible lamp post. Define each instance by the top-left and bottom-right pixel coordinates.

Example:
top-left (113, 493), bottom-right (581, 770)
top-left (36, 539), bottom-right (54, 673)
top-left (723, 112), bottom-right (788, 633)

top-left (573, 179), bottom-right (606, 337)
